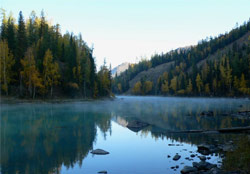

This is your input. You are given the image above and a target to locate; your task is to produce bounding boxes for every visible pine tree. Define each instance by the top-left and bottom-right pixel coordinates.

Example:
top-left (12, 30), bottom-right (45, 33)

top-left (27, 11), bottom-right (38, 47)
top-left (17, 11), bottom-right (27, 63)
top-left (6, 15), bottom-right (16, 57)
top-left (0, 8), bottom-right (7, 40)
top-left (225, 58), bottom-right (232, 92)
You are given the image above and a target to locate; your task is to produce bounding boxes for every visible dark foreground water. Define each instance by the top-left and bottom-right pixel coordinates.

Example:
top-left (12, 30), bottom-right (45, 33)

top-left (1, 96), bottom-right (250, 174)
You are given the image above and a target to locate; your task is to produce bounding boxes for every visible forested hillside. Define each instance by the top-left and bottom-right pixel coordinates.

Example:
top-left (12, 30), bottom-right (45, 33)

top-left (0, 10), bottom-right (111, 98)
top-left (113, 20), bottom-right (250, 97)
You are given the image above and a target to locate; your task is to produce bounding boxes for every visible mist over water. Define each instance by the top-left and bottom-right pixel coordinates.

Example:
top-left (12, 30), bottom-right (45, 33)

top-left (1, 96), bottom-right (250, 174)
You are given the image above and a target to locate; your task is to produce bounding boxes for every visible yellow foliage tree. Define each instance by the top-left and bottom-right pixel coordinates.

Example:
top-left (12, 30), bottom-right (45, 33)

top-left (0, 40), bottom-right (15, 95)
top-left (239, 74), bottom-right (248, 94)
top-left (21, 47), bottom-right (43, 98)
top-left (196, 73), bottom-right (203, 95)
top-left (186, 79), bottom-right (192, 94)
top-left (170, 76), bottom-right (177, 93)
top-left (161, 80), bottom-right (169, 95)
top-left (144, 80), bottom-right (153, 94)
top-left (43, 49), bottom-right (60, 97)
top-left (205, 83), bottom-right (210, 95)
top-left (117, 83), bottom-right (122, 93)
top-left (133, 81), bottom-right (142, 95)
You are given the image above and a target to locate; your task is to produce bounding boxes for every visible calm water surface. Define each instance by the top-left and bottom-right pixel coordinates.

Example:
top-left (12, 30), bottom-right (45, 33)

top-left (1, 96), bottom-right (250, 174)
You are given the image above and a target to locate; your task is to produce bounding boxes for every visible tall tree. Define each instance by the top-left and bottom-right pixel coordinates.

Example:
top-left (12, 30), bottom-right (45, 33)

top-left (0, 40), bottom-right (15, 95)
top-left (0, 8), bottom-right (7, 40)
top-left (17, 11), bottom-right (27, 62)
top-left (43, 49), bottom-right (60, 97)
top-left (170, 76), bottom-right (177, 93)
top-left (21, 47), bottom-right (43, 98)
top-left (6, 15), bottom-right (16, 56)
top-left (196, 73), bottom-right (203, 95)
top-left (186, 79), bottom-right (192, 94)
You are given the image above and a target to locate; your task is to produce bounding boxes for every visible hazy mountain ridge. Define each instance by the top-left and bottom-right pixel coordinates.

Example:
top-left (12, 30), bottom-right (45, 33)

top-left (113, 20), bottom-right (250, 96)
top-left (111, 62), bottom-right (130, 77)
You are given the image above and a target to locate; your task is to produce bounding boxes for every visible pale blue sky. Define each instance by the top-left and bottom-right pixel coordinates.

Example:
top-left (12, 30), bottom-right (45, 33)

top-left (1, 0), bottom-right (250, 68)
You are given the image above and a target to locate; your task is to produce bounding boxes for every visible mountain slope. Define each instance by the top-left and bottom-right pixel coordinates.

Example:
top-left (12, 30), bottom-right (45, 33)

top-left (111, 62), bottom-right (130, 77)
top-left (113, 20), bottom-right (250, 96)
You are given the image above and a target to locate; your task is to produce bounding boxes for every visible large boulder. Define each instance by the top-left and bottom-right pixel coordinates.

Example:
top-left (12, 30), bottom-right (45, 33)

top-left (181, 166), bottom-right (198, 174)
top-left (193, 161), bottom-right (217, 171)
top-left (173, 154), bottom-right (181, 161)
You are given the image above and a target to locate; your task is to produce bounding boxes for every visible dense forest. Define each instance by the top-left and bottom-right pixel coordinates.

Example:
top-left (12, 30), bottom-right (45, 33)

top-left (0, 9), bottom-right (112, 99)
top-left (113, 20), bottom-right (250, 97)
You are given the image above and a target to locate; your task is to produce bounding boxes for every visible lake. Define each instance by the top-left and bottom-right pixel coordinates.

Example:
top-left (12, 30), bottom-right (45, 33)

top-left (1, 96), bottom-right (250, 174)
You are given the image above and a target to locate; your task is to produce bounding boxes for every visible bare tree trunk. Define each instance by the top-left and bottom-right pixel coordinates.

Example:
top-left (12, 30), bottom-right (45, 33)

top-left (50, 86), bottom-right (53, 98)
top-left (3, 45), bottom-right (7, 95)
top-left (19, 74), bottom-right (22, 96)
top-left (33, 86), bottom-right (36, 99)
top-left (84, 81), bottom-right (86, 98)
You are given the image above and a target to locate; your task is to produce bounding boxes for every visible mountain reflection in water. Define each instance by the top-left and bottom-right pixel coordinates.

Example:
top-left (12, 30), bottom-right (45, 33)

top-left (1, 96), bottom-right (250, 174)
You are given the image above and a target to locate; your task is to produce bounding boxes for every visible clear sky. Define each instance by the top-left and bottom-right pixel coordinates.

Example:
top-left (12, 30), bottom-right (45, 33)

top-left (1, 0), bottom-right (250, 69)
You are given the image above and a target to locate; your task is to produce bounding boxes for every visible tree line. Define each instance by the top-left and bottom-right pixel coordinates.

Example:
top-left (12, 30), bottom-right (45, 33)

top-left (113, 20), bottom-right (250, 96)
top-left (0, 9), bottom-right (112, 98)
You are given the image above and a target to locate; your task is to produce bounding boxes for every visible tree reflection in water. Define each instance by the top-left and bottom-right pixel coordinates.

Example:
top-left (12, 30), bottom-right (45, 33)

top-left (1, 97), bottom-right (250, 174)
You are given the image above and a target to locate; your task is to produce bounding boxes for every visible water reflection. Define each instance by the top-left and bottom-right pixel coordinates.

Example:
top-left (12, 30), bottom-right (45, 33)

top-left (0, 104), bottom-right (111, 174)
top-left (0, 96), bottom-right (250, 174)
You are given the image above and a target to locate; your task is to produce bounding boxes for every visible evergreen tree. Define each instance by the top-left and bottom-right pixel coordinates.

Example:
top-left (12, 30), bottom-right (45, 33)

top-left (17, 11), bottom-right (27, 63)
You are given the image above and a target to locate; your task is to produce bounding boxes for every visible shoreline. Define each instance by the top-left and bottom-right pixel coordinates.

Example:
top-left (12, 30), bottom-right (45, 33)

top-left (0, 96), bottom-right (115, 104)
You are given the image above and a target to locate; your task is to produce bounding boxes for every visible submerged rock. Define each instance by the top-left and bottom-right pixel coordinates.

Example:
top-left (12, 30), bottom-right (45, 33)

top-left (192, 161), bottom-right (216, 170)
top-left (190, 154), bottom-right (195, 158)
top-left (91, 149), bottom-right (109, 155)
top-left (199, 156), bottom-right (206, 161)
top-left (197, 144), bottom-right (218, 155)
top-left (173, 154), bottom-right (181, 161)
top-left (181, 166), bottom-right (198, 174)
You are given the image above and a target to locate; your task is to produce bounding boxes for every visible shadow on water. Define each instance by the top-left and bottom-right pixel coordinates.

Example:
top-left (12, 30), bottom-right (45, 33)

top-left (0, 96), bottom-right (250, 174)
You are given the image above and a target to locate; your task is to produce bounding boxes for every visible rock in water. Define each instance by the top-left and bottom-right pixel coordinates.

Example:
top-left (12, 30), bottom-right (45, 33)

top-left (91, 149), bottom-right (109, 155)
top-left (190, 154), bottom-right (195, 158)
top-left (98, 171), bottom-right (107, 174)
top-left (199, 156), bottom-right (206, 161)
top-left (181, 166), bottom-right (198, 174)
top-left (173, 154), bottom-right (181, 161)
top-left (193, 161), bottom-right (217, 170)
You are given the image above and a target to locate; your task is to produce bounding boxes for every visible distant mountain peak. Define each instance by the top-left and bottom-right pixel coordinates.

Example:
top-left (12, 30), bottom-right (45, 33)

top-left (111, 62), bottom-right (130, 77)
